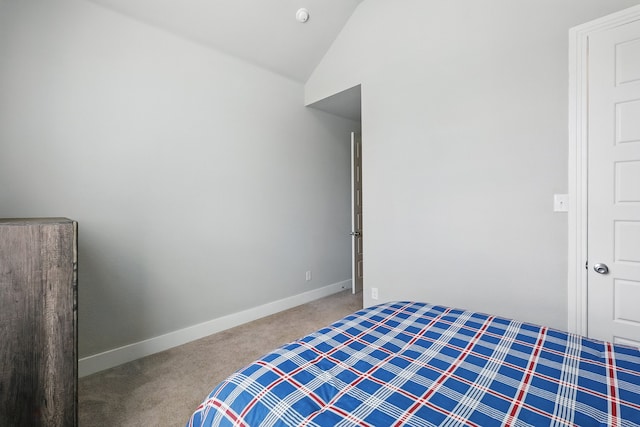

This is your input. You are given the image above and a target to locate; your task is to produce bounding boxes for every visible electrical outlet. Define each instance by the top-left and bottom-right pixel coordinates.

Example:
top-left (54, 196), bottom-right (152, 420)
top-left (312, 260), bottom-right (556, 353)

top-left (305, 270), bottom-right (312, 281)
top-left (371, 287), bottom-right (379, 300)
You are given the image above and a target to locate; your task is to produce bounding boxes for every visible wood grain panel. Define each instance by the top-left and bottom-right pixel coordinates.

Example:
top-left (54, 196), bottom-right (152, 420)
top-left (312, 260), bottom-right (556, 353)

top-left (0, 218), bottom-right (77, 426)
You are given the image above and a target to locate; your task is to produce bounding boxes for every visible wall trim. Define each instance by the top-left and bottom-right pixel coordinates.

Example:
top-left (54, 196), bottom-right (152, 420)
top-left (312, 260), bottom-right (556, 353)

top-left (79, 280), bottom-right (351, 377)
top-left (568, 4), bottom-right (640, 335)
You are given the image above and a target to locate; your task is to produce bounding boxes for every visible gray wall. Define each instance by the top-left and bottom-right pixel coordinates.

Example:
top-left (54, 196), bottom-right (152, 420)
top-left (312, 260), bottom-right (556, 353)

top-left (306, 0), bottom-right (640, 330)
top-left (0, 0), bottom-right (357, 358)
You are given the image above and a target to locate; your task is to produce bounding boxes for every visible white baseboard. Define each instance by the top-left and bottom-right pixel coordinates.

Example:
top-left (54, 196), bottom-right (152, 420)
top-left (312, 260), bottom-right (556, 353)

top-left (79, 280), bottom-right (351, 377)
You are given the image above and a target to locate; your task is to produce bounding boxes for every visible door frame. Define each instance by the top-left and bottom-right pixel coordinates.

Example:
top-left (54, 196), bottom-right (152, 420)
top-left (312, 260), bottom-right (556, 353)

top-left (568, 4), bottom-right (640, 336)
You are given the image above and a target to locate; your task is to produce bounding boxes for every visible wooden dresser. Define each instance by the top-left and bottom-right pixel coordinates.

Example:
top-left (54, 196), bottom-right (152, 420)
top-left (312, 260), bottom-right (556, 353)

top-left (0, 218), bottom-right (78, 426)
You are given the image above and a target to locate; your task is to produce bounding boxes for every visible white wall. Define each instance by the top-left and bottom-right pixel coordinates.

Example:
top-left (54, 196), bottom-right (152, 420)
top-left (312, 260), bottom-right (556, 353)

top-left (0, 0), bottom-right (357, 360)
top-left (306, 0), bottom-right (640, 330)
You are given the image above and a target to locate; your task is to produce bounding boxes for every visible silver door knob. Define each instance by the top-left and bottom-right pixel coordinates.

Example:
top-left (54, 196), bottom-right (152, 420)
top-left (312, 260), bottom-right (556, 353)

top-left (593, 263), bottom-right (609, 274)
top-left (350, 231), bottom-right (361, 237)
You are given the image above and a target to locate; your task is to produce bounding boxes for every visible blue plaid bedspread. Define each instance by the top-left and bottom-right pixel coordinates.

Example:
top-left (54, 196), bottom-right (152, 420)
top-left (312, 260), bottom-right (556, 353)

top-left (187, 301), bottom-right (640, 426)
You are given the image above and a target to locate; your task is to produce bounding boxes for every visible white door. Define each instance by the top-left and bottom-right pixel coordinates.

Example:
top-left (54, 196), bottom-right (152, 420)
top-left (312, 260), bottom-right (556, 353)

top-left (351, 132), bottom-right (363, 294)
top-left (587, 18), bottom-right (640, 346)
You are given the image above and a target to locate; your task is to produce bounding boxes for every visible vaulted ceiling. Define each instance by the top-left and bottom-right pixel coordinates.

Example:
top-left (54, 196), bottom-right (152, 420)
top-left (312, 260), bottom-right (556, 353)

top-left (87, 0), bottom-right (363, 83)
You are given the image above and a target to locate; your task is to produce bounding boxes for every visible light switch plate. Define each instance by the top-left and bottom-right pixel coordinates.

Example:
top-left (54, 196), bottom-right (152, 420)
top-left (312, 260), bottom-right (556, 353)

top-left (554, 194), bottom-right (569, 212)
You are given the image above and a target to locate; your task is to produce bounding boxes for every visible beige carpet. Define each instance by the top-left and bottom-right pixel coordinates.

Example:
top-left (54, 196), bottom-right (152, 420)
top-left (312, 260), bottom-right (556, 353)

top-left (79, 290), bottom-right (363, 426)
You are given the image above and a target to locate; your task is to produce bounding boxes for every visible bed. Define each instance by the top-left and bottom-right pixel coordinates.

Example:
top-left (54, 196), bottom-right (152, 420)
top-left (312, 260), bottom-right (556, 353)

top-left (187, 301), bottom-right (640, 426)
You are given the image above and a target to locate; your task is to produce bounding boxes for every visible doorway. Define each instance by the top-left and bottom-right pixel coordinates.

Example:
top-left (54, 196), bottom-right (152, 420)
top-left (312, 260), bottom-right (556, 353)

top-left (306, 85), bottom-right (364, 298)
